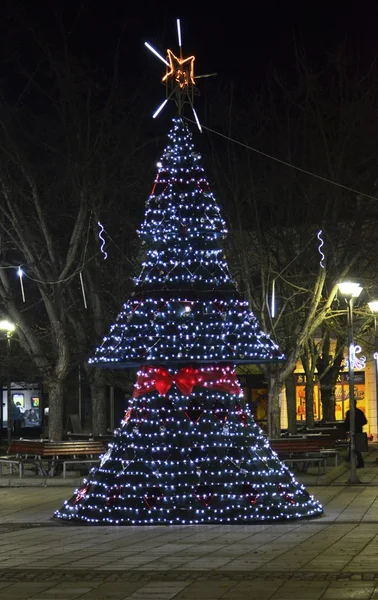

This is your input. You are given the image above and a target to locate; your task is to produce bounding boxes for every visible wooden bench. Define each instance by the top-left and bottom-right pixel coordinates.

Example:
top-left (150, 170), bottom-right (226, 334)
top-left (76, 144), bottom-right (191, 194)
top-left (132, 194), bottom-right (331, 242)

top-left (0, 440), bottom-right (46, 478)
top-left (43, 440), bottom-right (107, 477)
top-left (305, 425), bottom-right (349, 447)
top-left (0, 439), bottom-right (107, 478)
top-left (269, 435), bottom-right (338, 474)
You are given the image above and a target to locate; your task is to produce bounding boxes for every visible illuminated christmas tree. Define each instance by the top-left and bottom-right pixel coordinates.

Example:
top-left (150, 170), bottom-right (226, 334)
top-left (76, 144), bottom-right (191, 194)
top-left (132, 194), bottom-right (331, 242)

top-left (55, 116), bottom-right (322, 524)
top-left (55, 22), bottom-right (322, 524)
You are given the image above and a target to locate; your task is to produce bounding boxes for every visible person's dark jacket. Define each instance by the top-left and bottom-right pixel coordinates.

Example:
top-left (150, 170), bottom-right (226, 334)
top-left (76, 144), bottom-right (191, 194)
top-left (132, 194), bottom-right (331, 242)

top-left (344, 407), bottom-right (367, 433)
top-left (10, 402), bottom-right (23, 421)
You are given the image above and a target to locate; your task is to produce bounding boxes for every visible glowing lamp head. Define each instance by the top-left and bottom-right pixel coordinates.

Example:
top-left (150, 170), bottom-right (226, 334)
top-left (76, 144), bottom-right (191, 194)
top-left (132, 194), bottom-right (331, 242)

top-left (337, 281), bottom-right (363, 299)
top-left (0, 320), bottom-right (15, 333)
top-left (368, 301), bottom-right (378, 314)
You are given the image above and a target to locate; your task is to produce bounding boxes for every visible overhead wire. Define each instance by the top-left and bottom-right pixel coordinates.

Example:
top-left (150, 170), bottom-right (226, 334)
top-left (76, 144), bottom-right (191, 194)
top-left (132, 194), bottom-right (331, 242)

top-left (185, 118), bottom-right (378, 203)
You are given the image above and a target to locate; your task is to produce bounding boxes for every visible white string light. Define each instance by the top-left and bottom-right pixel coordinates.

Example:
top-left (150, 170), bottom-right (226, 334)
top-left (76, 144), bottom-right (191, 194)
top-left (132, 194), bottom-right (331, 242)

top-left (97, 221), bottom-right (108, 260)
top-left (17, 267), bottom-right (25, 302)
top-left (317, 230), bottom-right (325, 268)
top-left (271, 279), bottom-right (276, 319)
top-left (79, 271), bottom-right (87, 309)
top-left (54, 117), bottom-right (323, 526)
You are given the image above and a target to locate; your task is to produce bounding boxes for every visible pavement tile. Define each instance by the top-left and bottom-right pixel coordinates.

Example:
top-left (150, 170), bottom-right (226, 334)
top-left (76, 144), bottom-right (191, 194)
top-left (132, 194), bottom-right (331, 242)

top-left (0, 582), bottom-right (56, 598)
top-left (30, 587), bottom-right (94, 599)
top-left (174, 581), bottom-right (237, 598)
top-left (79, 582), bottom-right (145, 599)
top-left (0, 449), bottom-right (378, 599)
top-left (320, 583), bottom-right (375, 599)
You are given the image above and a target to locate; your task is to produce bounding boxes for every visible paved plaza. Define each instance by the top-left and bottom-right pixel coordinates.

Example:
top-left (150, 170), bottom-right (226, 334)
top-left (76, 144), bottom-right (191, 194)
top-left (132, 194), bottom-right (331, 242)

top-left (0, 450), bottom-right (377, 599)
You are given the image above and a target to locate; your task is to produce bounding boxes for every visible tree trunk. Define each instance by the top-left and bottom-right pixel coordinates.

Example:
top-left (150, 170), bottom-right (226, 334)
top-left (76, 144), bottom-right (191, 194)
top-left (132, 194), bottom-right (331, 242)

top-left (285, 372), bottom-right (297, 434)
top-left (46, 378), bottom-right (64, 440)
top-left (90, 368), bottom-right (107, 436)
top-left (267, 374), bottom-right (282, 439)
top-left (319, 384), bottom-right (335, 422)
top-left (316, 333), bottom-right (344, 423)
top-left (305, 378), bottom-right (315, 428)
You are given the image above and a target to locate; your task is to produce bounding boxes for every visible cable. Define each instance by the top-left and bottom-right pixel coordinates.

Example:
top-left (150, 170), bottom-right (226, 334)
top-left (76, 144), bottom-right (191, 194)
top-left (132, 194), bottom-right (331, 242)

top-left (185, 118), bottom-right (378, 203)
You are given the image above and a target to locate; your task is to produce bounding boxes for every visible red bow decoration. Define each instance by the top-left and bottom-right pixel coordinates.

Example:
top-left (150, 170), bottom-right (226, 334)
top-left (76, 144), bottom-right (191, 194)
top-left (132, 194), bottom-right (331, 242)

top-left (133, 365), bottom-right (242, 397)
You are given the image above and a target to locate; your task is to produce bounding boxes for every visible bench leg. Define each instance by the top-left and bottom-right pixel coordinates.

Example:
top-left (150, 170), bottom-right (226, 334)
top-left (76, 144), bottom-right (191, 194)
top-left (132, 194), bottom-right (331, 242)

top-left (37, 461), bottom-right (47, 477)
top-left (48, 459), bottom-right (57, 477)
top-left (63, 463), bottom-right (66, 479)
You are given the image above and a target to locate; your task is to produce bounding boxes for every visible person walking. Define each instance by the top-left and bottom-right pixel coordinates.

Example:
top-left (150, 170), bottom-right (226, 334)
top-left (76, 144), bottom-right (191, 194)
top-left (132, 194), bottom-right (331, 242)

top-left (344, 401), bottom-right (367, 468)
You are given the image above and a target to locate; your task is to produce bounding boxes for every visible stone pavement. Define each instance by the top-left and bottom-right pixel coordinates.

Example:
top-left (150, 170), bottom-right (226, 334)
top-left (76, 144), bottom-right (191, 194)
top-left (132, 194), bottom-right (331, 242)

top-left (0, 449), bottom-right (377, 599)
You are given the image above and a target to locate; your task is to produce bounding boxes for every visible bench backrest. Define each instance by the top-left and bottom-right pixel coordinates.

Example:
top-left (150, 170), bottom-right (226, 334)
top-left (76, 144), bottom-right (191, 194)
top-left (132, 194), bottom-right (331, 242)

top-left (270, 435), bottom-right (335, 454)
top-left (305, 426), bottom-right (348, 441)
top-left (9, 440), bottom-right (107, 457)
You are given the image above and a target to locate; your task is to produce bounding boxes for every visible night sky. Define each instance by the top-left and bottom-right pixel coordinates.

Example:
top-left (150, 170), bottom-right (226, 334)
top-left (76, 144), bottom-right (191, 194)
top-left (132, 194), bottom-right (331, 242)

top-left (77, 2), bottom-right (377, 72)
top-left (2, 1), bottom-right (376, 93)
top-left (0, 0), bottom-right (377, 160)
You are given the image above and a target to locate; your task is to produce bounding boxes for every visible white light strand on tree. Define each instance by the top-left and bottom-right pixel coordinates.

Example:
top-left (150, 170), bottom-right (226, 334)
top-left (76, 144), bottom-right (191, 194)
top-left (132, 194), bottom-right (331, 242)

top-left (54, 117), bottom-right (323, 526)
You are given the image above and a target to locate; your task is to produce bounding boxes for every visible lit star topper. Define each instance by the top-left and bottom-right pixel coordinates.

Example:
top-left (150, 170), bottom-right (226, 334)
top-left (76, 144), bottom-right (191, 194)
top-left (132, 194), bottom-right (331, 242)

top-left (145, 18), bottom-right (216, 131)
top-left (162, 48), bottom-right (195, 89)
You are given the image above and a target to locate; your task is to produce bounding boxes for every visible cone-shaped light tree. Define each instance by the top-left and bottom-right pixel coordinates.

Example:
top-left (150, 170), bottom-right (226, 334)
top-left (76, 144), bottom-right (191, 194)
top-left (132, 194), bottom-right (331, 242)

top-left (55, 116), bottom-right (323, 524)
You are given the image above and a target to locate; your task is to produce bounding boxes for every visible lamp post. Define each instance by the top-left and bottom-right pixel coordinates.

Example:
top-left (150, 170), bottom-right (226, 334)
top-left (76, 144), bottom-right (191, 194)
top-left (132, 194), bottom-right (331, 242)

top-left (368, 301), bottom-right (378, 445)
top-left (337, 281), bottom-right (363, 484)
top-left (0, 320), bottom-right (16, 446)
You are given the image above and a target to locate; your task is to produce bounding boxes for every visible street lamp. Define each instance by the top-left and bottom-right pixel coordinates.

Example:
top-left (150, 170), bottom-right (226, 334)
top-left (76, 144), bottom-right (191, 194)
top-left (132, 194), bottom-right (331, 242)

top-left (0, 320), bottom-right (16, 446)
top-left (337, 281), bottom-right (363, 484)
top-left (368, 301), bottom-right (378, 445)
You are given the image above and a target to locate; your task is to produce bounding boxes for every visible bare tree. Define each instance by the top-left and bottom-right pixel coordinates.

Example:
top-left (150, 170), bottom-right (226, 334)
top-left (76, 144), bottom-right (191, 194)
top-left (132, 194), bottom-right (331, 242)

top-left (204, 43), bottom-right (378, 437)
top-left (0, 7), bottom-right (151, 439)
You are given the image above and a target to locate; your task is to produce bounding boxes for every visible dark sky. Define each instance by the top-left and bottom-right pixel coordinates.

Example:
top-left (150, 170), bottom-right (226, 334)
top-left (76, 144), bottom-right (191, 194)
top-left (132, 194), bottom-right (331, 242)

top-left (88, 1), bottom-right (378, 78)
top-left (1, 1), bottom-right (377, 122)
top-left (3, 1), bottom-right (376, 80)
